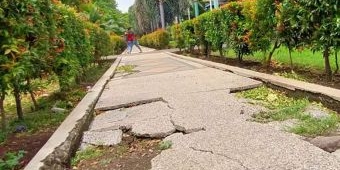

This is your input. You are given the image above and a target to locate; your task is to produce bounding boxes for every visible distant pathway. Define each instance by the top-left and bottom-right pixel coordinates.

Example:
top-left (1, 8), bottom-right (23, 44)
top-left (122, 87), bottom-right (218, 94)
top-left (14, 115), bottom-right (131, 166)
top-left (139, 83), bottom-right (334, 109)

top-left (87, 50), bottom-right (340, 169)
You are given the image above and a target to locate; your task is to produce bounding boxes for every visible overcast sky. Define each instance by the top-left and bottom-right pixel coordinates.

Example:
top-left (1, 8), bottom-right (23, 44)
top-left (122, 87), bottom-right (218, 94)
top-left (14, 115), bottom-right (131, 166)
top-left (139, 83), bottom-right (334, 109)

top-left (116, 0), bottom-right (135, 13)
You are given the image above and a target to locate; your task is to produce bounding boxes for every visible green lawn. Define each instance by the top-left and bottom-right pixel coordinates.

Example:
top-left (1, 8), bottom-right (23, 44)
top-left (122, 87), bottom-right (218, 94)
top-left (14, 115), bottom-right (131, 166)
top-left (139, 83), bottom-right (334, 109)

top-left (220, 47), bottom-right (337, 71)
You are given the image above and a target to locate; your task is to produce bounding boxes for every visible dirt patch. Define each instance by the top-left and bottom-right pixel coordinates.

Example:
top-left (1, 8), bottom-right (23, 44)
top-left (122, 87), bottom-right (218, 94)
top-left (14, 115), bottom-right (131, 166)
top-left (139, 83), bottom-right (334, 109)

top-left (175, 51), bottom-right (340, 90)
top-left (0, 129), bottom-right (54, 169)
top-left (72, 137), bottom-right (162, 170)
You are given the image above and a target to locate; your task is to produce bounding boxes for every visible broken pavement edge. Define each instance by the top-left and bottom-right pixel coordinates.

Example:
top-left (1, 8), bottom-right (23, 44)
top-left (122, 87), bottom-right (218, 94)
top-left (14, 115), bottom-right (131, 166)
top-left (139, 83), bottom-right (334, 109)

top-left (24, 57), bottom-right (122, 170)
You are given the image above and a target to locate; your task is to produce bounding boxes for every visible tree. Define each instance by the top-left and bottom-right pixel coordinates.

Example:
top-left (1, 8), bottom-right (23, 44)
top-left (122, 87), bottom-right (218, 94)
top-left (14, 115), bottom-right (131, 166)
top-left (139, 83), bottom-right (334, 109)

top-left (159, 0), bottom-right (165, 29)
top-left (293, 0), bottom-right (339, 81)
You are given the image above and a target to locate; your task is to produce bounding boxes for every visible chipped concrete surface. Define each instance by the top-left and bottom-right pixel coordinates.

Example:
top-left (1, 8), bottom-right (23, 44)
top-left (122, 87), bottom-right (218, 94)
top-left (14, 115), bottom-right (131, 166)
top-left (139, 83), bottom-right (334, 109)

top-left (83, 52), bottom-right (340, 169)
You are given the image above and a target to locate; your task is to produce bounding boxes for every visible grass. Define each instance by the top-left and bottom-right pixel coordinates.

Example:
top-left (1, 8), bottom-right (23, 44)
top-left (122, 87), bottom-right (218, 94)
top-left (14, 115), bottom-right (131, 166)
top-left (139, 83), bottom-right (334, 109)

top-left (1, 62), bottom-right (112, 144)
top-left (237, 86), bottom-right (340, 137)
top-left (80, 63), bottom-right (112, 84)
top-left (272, 71), bottom-right (307, 81)
top-left (71, 146), bottom-right (104, 166)
top-left (215, 46), bottom-right (337, 71)
top-left (116, 65), bottom-right (136, 73)
top-left (290, 114), bottom-right (339, 137)
top-left (158, 141), bottom-right (172, 150)
top-left (0, 150), bottom-right (26, 170)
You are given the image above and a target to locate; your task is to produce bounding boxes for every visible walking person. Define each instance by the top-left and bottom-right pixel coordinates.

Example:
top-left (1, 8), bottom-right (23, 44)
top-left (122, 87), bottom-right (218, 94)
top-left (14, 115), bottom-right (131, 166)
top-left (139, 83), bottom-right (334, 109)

top-left (133, 35), bottom-right (143, 53)
top-left (125, 27), bottom-right (134, 54)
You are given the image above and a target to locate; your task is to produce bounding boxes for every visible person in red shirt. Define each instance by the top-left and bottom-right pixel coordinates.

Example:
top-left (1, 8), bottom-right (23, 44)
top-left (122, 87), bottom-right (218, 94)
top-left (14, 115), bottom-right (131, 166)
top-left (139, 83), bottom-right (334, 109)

top-left (125, 27), bottom-right (134, 54)
top-left (124, 27), bottom-right (142, 54)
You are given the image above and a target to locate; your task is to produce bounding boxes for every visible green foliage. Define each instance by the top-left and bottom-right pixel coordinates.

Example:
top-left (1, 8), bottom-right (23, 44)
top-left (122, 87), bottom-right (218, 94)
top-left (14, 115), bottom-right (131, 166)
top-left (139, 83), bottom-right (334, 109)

top-left (1, 62), bottom-right (110, 142)
top-left (0, 150), bottom-right (26, 170)
top-left (180, 20), bottom-right (197, 52)
top-left (0, 0), bottom-right (119, 121)
top-left (9, 109), bottom-right (67, 133)
top-left (273, 71), bottom-right (306, 81)
top-left (71, 146), bottom-right (104, 166)
top-left (92, 28), bottom-right (113, 62)
top-left (171, 0), bottom-right (339, 79)
top-left (53, 4), bottom-right (90, 90)
top-left (290, 114), bottom-right (339, 137)
top-left (0, 131), bottom-right (7, 144)
top-left (170, 24), bottom-right (185, 51)
top-left (139, 29), bottom-right (170, 49)
top-left (117, 65), bottom-right (136, 73)
top-left (238, 86), bottom-right (340, 136)
top-left (158, 141), bottom-right (172, 150)
top-left (110, 34), bottom-right (127, 54)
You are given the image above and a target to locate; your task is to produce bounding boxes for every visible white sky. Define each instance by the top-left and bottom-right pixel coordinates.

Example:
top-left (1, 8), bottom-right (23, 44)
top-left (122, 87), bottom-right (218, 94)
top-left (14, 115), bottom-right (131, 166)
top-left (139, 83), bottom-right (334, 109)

top-left (116, 0), bottom-right (135, 13)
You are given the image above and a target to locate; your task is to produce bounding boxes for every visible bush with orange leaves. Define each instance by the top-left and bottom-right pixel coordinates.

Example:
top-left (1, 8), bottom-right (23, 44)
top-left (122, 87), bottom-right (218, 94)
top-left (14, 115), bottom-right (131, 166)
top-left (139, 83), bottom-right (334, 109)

top-left (139, 29), bottom-right (170, 49)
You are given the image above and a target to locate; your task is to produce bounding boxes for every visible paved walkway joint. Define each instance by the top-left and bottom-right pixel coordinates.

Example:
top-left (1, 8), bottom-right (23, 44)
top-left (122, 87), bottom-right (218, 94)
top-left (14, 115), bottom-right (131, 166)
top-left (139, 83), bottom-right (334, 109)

top-left (80, 49), bottom-right (340, 169)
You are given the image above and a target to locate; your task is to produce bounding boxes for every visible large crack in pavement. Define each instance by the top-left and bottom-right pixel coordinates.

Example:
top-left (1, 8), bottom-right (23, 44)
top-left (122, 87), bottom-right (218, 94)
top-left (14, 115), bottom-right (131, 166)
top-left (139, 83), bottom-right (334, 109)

top-left (95, 97), bottom-right (165, 111)
top-left (189, 147), bottom-right (250, 170)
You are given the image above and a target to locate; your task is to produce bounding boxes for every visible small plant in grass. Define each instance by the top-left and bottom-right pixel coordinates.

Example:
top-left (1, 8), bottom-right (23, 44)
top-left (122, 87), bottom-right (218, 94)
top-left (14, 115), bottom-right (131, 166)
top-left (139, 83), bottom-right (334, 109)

top-left (116, 65), bottom-right (137, 74)
top-left (273, 71), bottom-right (307, 81)
top-left (290, 114), bottom-right (340, 137)
top-left (158, 141), bottom-right (172, 150)
top-left (114, 144), bottom-right (128, 157)
top-left (238, 86), bottom-right (340, 136)
top-left (0, 150), bottom-right (26, 170)
top-left (71, 146), bottom-right (104, 166)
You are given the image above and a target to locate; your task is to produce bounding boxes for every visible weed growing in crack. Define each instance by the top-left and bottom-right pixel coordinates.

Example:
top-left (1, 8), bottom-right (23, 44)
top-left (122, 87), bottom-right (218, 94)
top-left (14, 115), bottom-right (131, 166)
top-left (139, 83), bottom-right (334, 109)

top-left (158, 141), bottom-right (172, 150)
top-left (116, 65), bottom-right (137, 73)
top-left (238, 86), bottom-right (340, 137)
top-left (71, 146), bottom-right (104, 166)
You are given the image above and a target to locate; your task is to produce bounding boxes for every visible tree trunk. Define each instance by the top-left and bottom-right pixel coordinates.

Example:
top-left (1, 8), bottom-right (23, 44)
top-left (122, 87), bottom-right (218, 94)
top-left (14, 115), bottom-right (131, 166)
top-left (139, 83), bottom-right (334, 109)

top-left (323, 47), bottom-right (332, 81)
top-left (26, 78), bottom-right (38, 110)
top-left (159, 0), bottom-right (165, 29)
top-left (334, 50), bottom-right (339, 74)
top-left (288, 47), bottom-right (293, 71)
top-left (219, 43), bottom-right (224, 58)
top-left (0, 92), bottom-right (6, 131)
top-left (13, 84), bottom-right (24, 121)
top-left (238, 52), bottom-right (243, 63)
top-left (204, 41), bottom-right (210, 58)
top-left (267, 40), bottom-right (280, 67)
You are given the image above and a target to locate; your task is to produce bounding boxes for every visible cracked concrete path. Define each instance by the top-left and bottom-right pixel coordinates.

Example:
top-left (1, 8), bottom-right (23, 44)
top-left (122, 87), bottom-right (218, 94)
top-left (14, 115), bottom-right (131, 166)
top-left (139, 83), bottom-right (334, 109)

top-left (88, 52), bottom-right (340, 169)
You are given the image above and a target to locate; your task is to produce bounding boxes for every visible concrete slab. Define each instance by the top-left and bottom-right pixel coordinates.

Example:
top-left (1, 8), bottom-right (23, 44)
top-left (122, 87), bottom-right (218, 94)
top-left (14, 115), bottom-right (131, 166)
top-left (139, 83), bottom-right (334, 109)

top-left (158, 124), bottom-right (340, 170)
top-left (131, 114), bottom-right (175, 138)
top-left (167, 52), bottom-right (340, 102)
top-left (82, 130), bottom-right (122, 146)
top-left (163, 91), bottom-right (263, 133)
top-left (332, 149), bottom-right (340, 159)
top-left (95, 67), bottom-right (262, 110)
top-left (92, 102), bottom-right (176, 138)
top-left (151, 148), bottom-right (247, 170)
top-left (116, 53), bottom-right (204, 78)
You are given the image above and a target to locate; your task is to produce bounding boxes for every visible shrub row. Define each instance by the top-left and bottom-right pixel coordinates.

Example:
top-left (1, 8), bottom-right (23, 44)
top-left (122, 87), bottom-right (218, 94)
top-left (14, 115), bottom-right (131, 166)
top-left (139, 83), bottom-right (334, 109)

top-left (0, 0), bottom-right (125, 120)
top-left (139, 29), bottom-right (170, 49)
top-left (170, 0), bottom-right (339, 80)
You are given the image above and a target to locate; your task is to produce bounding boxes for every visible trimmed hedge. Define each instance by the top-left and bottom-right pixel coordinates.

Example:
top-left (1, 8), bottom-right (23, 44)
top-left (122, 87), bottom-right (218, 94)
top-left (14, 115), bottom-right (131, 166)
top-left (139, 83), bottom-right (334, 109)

top-left (170, 0), bottom-right (339, 71)
top-left (110, 34), bottom-right (127, 54)
top-left (139, 29), bottom-right (170, 49)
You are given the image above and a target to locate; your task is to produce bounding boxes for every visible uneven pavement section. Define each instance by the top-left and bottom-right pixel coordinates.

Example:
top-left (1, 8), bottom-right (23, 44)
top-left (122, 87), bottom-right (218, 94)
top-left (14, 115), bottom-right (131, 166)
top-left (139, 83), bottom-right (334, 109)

top-left (155, 126), bottom-right (340, 170)
top-left (90, 101), bottom-right (175, 138)
top-left (89, 52), bottom-right (340, 169)
top-left (95, 54), bottom-right (262, 110)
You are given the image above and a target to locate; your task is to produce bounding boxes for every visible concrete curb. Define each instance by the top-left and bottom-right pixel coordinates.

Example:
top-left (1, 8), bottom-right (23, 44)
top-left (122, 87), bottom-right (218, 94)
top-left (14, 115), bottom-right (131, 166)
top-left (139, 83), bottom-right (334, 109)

top-left (25, 57), bottom-right (122, 170)
top-left (166, 52), bottom-right (340, 102)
